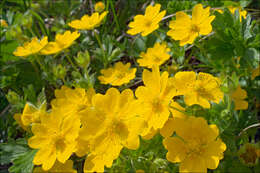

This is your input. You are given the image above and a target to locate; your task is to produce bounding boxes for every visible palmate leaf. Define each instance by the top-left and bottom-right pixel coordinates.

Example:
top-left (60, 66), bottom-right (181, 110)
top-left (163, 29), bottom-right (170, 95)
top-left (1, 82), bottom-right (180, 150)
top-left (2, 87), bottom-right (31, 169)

top-left (0, 138), bottom-right (36, 173)
top-left (0, 139), bottom-right (27, 165)
top-left (8, 150), bottom-right (36, 173)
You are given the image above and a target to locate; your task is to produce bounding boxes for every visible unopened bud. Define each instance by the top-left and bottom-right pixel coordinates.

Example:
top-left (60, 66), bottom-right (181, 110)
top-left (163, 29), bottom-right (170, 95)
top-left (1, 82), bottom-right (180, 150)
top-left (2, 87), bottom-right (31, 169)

top-left (75, 51), bottom-right (90, 69)
top-left (53, 64), bottom-right (67, 80)
top-left (95, 1), bottom-right (105, 13)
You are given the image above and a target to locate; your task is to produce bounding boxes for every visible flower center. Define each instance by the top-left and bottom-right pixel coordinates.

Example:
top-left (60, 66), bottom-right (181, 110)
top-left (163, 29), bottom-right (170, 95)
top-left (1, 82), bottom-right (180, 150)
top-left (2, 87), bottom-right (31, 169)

top-left (239, 145), bottom-right (258, 164)
top-left (152, 98), bottom-right (163, 113)
top-left (191, 24), bottom-right (200, 33)
top-left (54, 134), bottom-right (66, 152)
top-left (153, 55), bottom-right (161, 63)
top-left (144, 20), bottom-right (153, 28)
top-left (195, 85), bottom-right (207, 95)
top-left (116, 72), bottom-right (126, 79)
top-left (110, 119), bottom-right (129, 140)
top-left (187, 139), bottom-right (206, 156)
top-left (77, 104), bottom-right (87, 112)
top-left (194, 83), bottom-right (215, 100)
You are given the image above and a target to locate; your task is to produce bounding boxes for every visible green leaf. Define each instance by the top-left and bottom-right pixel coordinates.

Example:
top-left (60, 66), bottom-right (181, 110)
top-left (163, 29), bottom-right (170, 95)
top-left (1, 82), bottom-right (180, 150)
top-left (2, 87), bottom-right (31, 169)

top-left (9, 150), bottom-right (36, 173)
top-left (133, 37), bottom-right (146, 53)
top-left (0, 40), bottom-right (20, 63)
top-left (0, 139), bottom-right (28, 165)
top-left (241, 48), bottom-right (259, 68)
top-left (0, 139), bottom-right (36, 173)
top-left (239, 0), bottom-right (252, 8)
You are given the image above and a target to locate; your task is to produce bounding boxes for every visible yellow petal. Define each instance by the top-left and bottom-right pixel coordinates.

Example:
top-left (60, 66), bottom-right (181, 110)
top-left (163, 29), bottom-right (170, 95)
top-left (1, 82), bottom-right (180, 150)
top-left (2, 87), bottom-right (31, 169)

top-left (163, 137), bottom-right (187, 163)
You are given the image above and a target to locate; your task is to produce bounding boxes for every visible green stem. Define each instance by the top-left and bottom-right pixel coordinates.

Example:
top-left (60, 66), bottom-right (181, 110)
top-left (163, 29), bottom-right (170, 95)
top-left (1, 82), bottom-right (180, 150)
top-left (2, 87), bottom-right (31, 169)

top-left (94, 31), bottom-right (107, 67)
top-left (28, 28), bottom-right (36, 37)
top-left (61, 77), bottom-right (66, 85)
top-left (29, 60), bottom-right (42, 80)
top-left (30, 60), bottom-right (39, 74)
top-left (154, 31), bottom-right (163, 42)
top-left (35, 56), bottom-right (46, 72)
top-left (101, 1), bottom-right (110, 33)
top-left (66, 56), bottom-right (79, 72)
top-left (109, 0), bottom-right (120, 31)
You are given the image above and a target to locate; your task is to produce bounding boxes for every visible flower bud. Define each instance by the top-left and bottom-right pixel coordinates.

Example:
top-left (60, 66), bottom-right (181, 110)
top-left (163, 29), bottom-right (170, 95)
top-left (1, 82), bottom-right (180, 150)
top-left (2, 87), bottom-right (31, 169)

top-left (108, 47), bottom-right (121, 61)
top-left (22, 14), bottom-right (33, 28)
top-left (95, 1), bottom-right (105, 13)
top-left (0, 19), bottom-right (8, 27)
top-left (75, 51), bottom-right (90, 69)
top-left (167, 64), bottom-right (179, 76)
top-left (53, 64), bottom-right (67, 80)
top-left (6, 91), bottom-right (20, 105)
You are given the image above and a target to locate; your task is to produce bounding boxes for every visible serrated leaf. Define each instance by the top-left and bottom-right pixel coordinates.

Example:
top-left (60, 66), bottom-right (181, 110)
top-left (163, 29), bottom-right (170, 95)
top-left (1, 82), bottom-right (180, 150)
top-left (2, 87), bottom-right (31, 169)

top-left (8, 150), bottom-right (36, 173)
top-left (0, 139), bottom-right (28, 165)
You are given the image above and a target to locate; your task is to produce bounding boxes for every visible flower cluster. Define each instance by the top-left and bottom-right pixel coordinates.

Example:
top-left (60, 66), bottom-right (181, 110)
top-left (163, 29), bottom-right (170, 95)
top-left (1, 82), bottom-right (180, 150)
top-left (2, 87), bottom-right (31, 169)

top-left (13, 37), bottom-right (48, 57)
top-left (17, 66), bottom-right (226, 172)
top-left (40, 31), bottom-right (80, 55)
top-left (13, 31), bottom-right (80, 57)
top-left (11, 1), bottom-right (256, 172)
top-left (13, 9), bottom-right (107, 57)
top-left (78, 88), bottom-right (144, 172)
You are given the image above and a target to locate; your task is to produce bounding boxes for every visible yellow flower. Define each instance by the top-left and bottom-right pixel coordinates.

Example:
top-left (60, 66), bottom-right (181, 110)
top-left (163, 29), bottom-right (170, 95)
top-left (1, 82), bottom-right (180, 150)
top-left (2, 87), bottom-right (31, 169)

top-left (13, 37), bottom-right (48, 57)
top-left (127, 4), bottom-right (166, 36)
top-left (142, 128), bottom-right (158, 140)
top-left (238, 143), bottom-right (260, 166)
top-left (33, 160), bottom-right (76, 173)
top-left (68, 11), bottom-right (108, 30)
top-left (136, 170), bottom-right (145, 173)
top-left (0, 19), bottom-right (8, 27)
top-left (78, 88), bottom-right (144, 172)
top-left (163, 116), bottom-right (226, 173)
top-left (167, 4), bottom-right (215, 46)
top-left (135, 66), bottom-right (177, 138)
top-left (50, 86), bottom-right (95, 158)
top-left (40, 31), bottom-right (80, 55)
top-left (251, 66), bottom-right (260, 80)
top-left (13, 113), bottom-right (28, 131)
top-left (228, 6), bottom-right (247, 21)
top-left (95, 1), bottom-right (105, 12)
top-left (173, 71), bottom-right (223, 108)
top-left (138, 42), bottom-right (171, 68)
top-left (83, 154), bottom-right (110, 172)
top-left (160, 101), bottom-right (187, 138)
top-left (51, 86), bottom-right (95, 118)
top-left (98, 62), bottom-right (137, 86)
top-left (21, 102), bottom-right (47, 126)
top-left (28, 113), bottom-right (80, 170)
top-left (230, 85), bottom-right (248, 110)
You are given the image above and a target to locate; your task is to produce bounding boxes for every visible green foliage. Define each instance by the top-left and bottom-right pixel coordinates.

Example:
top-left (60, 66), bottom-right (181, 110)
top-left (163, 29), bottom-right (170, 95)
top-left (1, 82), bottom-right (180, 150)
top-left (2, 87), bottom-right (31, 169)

top-left (0, 138), bottom-right (36, 173)
top-left (0, 0), bottom-right (259, 172)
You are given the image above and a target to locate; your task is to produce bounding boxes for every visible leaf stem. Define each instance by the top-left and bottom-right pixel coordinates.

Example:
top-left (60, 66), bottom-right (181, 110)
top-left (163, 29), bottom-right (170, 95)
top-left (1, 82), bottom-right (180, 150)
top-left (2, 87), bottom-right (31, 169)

top-left (93, 30), bottom-right (107, 67)
top-left (66, 55), bottom-right (79, 72)
top-left (109, 0), bottom-right (120, 31)
top-left (154, 31), bottom-right (163, 42)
